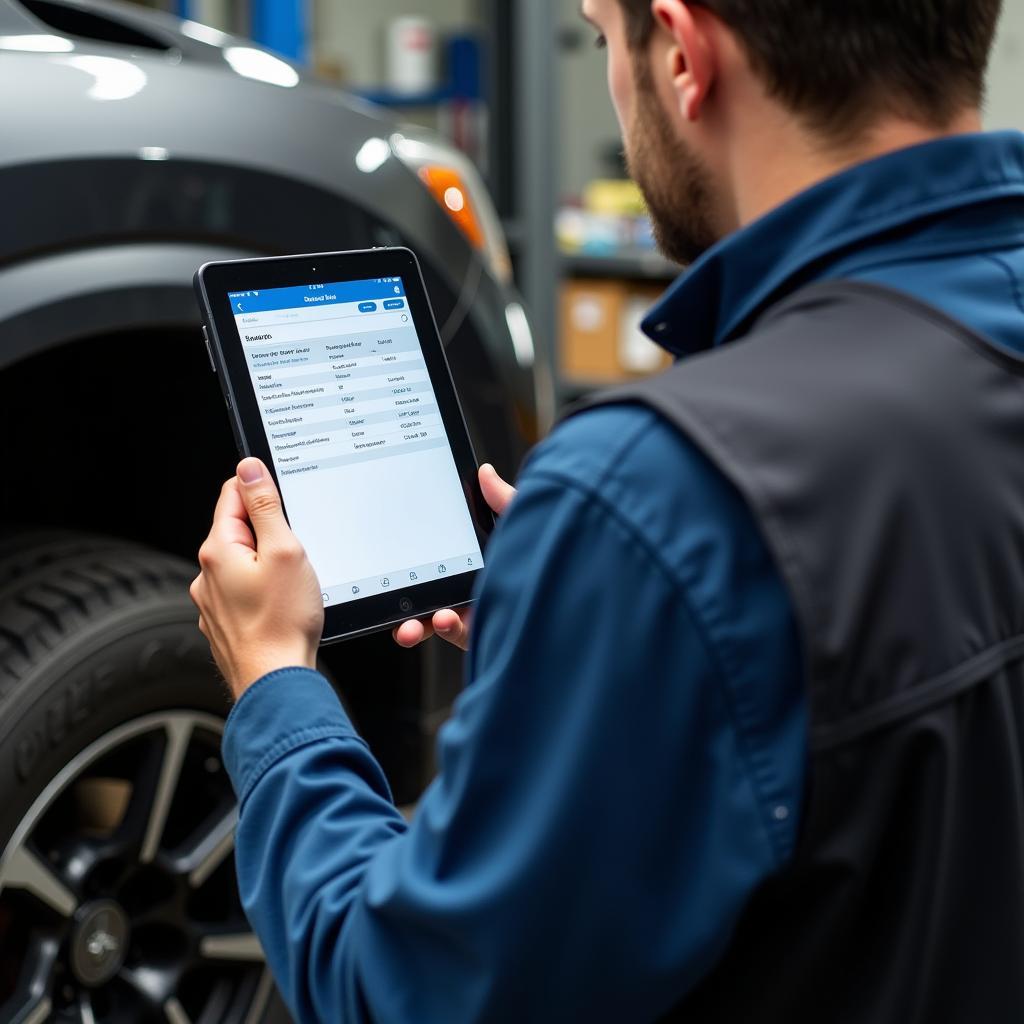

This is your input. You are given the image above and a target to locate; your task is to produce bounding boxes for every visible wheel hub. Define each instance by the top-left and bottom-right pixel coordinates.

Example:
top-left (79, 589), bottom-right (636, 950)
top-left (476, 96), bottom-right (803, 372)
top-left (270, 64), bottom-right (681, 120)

top-left (71, 899), bottom-right (130, 987)
top-left (0, 712), bottom-right (270, 1023)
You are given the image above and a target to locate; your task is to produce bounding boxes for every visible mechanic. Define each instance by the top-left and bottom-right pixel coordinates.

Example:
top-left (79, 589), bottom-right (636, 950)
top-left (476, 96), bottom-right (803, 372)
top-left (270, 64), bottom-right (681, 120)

top-left (191, 0), bottom-right (1024, 1020)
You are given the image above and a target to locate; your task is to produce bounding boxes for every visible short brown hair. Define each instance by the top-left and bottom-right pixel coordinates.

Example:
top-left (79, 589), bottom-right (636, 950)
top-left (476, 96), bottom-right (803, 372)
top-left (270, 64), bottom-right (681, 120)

top-left (618, 0), bottom-right (1003, 139)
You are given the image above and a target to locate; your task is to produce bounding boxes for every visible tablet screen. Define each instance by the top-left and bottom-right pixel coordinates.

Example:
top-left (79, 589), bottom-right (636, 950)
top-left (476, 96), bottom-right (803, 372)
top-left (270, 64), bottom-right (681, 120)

top-left (229, 276), bottom-right (484, 608)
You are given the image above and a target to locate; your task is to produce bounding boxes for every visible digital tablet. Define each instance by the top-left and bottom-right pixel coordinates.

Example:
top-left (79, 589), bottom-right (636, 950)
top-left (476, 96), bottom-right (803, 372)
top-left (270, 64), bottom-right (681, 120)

top-left (194, 247), bottom-right (493, 645)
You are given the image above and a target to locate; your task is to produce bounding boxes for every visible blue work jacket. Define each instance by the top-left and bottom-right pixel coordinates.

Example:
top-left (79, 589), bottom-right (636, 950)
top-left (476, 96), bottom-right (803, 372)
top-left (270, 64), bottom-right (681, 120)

top-left (223, 131), bottom-right (1024, 1023)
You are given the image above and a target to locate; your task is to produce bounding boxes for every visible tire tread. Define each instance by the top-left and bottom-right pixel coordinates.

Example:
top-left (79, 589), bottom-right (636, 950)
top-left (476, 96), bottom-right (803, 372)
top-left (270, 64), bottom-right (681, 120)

top-left (0, 531), bottom-right (198, 704)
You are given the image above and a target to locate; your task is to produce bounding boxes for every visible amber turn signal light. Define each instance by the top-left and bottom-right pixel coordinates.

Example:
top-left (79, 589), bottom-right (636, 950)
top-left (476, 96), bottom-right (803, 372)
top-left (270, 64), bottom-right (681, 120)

top-left (417, 165), bottom-right (488, 252)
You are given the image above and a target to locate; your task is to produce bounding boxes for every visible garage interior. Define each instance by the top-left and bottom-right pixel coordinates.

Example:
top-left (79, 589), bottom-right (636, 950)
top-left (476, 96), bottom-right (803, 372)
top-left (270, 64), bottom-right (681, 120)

top-left (2, 1), bottom-right (1024, 1022)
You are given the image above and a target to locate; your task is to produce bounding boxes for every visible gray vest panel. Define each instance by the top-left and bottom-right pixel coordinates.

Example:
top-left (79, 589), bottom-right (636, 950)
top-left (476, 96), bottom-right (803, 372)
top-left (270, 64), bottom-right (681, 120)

top-left (571, 280), bottom-right (1024, 1021)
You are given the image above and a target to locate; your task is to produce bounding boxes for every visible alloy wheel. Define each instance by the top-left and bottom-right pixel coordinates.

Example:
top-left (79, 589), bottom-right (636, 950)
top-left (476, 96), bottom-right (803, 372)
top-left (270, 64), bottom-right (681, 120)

top-left (0, 711), bottom-right (271, 1024)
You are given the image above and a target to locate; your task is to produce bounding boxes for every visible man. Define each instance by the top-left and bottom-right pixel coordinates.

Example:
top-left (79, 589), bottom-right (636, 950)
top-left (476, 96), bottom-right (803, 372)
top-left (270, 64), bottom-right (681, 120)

top-left (192, 0), bottom-right (1024, 1020)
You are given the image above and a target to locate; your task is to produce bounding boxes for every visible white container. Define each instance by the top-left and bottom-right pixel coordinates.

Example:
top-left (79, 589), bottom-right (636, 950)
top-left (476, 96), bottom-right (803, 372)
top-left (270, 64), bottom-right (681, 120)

top-left (387, 16), bottom-right (439, 96)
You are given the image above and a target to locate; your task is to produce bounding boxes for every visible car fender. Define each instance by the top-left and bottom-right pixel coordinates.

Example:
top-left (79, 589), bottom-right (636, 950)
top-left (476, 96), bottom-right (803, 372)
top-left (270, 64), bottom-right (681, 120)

top-left (0, 242), bottom-right (256, 369)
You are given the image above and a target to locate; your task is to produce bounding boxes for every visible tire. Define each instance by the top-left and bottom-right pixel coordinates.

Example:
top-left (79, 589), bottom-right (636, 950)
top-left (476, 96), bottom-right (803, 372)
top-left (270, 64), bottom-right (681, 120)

top-left (0, 532), bottom-right (290, 1023)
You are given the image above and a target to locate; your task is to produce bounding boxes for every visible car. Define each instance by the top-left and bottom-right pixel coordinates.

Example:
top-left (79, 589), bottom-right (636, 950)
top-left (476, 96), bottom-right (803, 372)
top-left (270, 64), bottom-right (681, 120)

top-left (0, 1), bottom-right (542, 1020)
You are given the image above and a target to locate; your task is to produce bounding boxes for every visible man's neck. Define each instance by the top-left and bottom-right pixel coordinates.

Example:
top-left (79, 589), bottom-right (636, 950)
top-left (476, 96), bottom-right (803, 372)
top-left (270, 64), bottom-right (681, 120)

top-left (728, 110), bottom-right (984, 230)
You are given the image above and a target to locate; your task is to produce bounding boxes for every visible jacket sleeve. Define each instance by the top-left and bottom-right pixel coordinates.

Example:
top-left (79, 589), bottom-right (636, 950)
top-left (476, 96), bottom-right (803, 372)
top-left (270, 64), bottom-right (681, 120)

top-left (223, 466), bottom-right (789, 1023)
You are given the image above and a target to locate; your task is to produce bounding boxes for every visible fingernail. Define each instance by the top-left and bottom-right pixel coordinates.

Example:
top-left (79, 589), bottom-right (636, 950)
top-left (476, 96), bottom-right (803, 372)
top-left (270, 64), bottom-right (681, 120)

top-left (238, 459), bottom-right (264, 484)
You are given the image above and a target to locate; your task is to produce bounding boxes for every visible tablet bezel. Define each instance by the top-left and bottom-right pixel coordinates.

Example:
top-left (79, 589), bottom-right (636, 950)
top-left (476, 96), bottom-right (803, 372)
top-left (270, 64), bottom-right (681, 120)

top-left (195, 247), bottom-right (494, 645)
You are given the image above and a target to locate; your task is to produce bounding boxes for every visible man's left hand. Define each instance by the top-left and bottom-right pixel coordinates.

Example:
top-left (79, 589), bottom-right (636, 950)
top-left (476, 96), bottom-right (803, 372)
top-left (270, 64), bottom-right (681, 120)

top-left (191, 458), bottom-right (323, 700)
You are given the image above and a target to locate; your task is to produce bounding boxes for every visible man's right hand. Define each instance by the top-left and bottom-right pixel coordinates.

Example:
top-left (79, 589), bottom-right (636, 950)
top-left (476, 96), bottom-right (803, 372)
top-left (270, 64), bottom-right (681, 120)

top-left (393, 463), bottom-right (516, 652)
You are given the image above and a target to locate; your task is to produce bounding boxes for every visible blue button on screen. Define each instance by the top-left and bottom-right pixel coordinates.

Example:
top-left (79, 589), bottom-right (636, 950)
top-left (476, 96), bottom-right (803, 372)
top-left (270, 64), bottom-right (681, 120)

top-left (384, 299), bottom-right (406, 311)
top-left (358, 302), bottom-right (378, 313)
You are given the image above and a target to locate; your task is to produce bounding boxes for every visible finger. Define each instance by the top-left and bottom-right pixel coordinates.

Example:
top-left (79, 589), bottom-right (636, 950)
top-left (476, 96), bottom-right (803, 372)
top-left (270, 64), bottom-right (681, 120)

top-left (209, 478), bottom-right (256, 550)
top-left (235, 459), bottom-right (292, 551)
top-left (432, 608), bottom-right (471, 650)
top-left (479, 464), bottom-right (517, 516)
top-left (393, 618), bottom-right (434, 648)
top-left (213, 476), bottom-right (246, 523)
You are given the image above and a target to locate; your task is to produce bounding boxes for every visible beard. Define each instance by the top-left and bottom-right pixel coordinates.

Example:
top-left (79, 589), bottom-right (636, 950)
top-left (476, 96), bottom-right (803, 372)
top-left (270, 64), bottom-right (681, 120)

top-left (625, 61), bottom-right (720, 266)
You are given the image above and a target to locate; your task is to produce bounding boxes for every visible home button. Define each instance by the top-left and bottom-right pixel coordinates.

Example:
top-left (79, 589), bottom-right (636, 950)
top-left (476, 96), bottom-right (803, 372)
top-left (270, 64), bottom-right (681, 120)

top-left (399, 597), bottom-right (414, 614)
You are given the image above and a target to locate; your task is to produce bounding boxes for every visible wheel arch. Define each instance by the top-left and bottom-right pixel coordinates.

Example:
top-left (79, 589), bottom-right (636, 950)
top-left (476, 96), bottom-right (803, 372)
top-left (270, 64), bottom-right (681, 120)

top-left (0, 242), bottom-right (257, 370)
top-left (0, 242), bottom-right (473, 803)
top-left (0, 239), bottom-right (532, 549)
top-left (0, 241), bottom-right (264, 562)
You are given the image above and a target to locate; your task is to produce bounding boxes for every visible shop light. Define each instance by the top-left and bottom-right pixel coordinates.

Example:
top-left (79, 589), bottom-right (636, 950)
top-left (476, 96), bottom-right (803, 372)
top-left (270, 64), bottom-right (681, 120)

top-left (180, 20), bottom-right (232, 47)
top-left (355, 137), bottom-right (391, 174)
top-left (223, 46), bottom-right (299, 88)
top-left (56, 55), bottom-right (147, 101)
top-left (0, 34), bottom-right (74, 52)
top-left (505, 301), bottom-right (536, 369)
top-left (444, 186), bottom-right (466, 213)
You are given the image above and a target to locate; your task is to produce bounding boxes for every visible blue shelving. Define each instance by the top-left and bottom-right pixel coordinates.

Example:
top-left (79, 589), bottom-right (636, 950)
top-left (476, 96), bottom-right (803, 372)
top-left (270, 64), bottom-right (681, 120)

top-left (251, 0), bottom-right (308, 63)
top-left (355, 87), bottom-right (452, 108)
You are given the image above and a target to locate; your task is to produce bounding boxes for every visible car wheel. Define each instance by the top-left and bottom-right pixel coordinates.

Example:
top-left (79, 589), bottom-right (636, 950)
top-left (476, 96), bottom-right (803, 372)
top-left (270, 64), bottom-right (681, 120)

top-left (0, 533), bottom-right (289, 1023)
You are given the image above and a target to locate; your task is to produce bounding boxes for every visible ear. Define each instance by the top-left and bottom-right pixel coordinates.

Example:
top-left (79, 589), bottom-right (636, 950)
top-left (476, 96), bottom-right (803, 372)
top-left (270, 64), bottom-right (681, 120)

top-left (650, 0), bottom-right (715, 122)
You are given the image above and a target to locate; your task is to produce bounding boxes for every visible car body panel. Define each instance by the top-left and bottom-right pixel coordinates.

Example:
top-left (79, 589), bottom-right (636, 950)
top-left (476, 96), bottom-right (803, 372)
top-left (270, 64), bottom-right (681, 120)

top-left (0, 0), bottom-right (538, 811)
top-left (0, 0), bottom-right (539, 461)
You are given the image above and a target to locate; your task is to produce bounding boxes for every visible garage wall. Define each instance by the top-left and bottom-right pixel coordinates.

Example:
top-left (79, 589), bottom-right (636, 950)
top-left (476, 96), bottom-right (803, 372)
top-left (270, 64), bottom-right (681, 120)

top-left (561, 0), bottom-right (623, 200)
top-left (558, 0), bottom-right (1024, 202)
top-left (986, 5), bottom-right (1024, 131)
top-left (313, 0), bottom-right (480, 88)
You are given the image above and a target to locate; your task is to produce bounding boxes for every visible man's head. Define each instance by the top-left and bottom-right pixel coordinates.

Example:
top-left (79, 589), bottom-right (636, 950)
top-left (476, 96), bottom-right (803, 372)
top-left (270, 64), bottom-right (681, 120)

top-left (582, 0), bottom-right (1003, 264)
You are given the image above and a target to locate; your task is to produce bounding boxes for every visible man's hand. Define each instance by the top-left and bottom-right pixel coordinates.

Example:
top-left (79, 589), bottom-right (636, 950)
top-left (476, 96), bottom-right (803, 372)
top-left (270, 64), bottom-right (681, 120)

top-left (190, 458), bottom-right (323, 700)
top-left (393, 463), bottom-right (516, 652)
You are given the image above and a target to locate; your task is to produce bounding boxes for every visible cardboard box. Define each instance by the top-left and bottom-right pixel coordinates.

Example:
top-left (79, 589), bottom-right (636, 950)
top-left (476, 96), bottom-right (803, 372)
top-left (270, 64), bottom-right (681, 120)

top-left (560, 278), bottom-right (672, 384)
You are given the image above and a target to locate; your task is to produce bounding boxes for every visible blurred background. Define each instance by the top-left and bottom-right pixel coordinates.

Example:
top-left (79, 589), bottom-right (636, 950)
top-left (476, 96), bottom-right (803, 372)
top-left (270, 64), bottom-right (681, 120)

top-left (119, 0), bottom-right (1024, 405)
top-left (2, 5), bottom-right (1024, 1023)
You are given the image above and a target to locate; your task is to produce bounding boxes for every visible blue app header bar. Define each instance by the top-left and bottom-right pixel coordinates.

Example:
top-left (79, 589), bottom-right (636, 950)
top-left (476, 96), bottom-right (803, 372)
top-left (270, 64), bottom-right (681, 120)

top-left (229, 276), bottom-right (405, 314)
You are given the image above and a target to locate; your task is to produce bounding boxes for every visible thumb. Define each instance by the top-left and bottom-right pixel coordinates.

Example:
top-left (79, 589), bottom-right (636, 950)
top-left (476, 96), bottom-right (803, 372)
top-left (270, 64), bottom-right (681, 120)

top-left (237, 458), bottom-right (291, 549)
top-left (479, 463), bottom-right (517, 517)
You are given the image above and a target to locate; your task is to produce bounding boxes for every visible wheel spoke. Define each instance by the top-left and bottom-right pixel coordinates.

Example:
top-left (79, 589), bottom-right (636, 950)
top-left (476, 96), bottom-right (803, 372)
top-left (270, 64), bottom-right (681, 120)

top-left (164, 996), bottom-right (193, 1024)
top-left (78, 991), bottom-right (97, 1024)
top-left (0, 935), bottom-right (60, 1024)
top-left (199, 932), bottom-right (265, 962)
top-left (140, 719), bottom-right (194, 864)
top-left (244, 969), bottom-right (275, 1024)
top-left (0, 845), bottom-right (77, 916)
top-left (12, 995), bottom-right (52, 1024)
top-left (118, 963), bottom-right (177, 1009)
top-left (170, 805), bottom-right (237, 889)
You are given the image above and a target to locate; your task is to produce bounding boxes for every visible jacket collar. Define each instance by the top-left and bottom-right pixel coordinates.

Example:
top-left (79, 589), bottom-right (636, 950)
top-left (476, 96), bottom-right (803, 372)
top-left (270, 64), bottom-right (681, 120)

top-left (642, 131), bottom-right (1024, 355)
